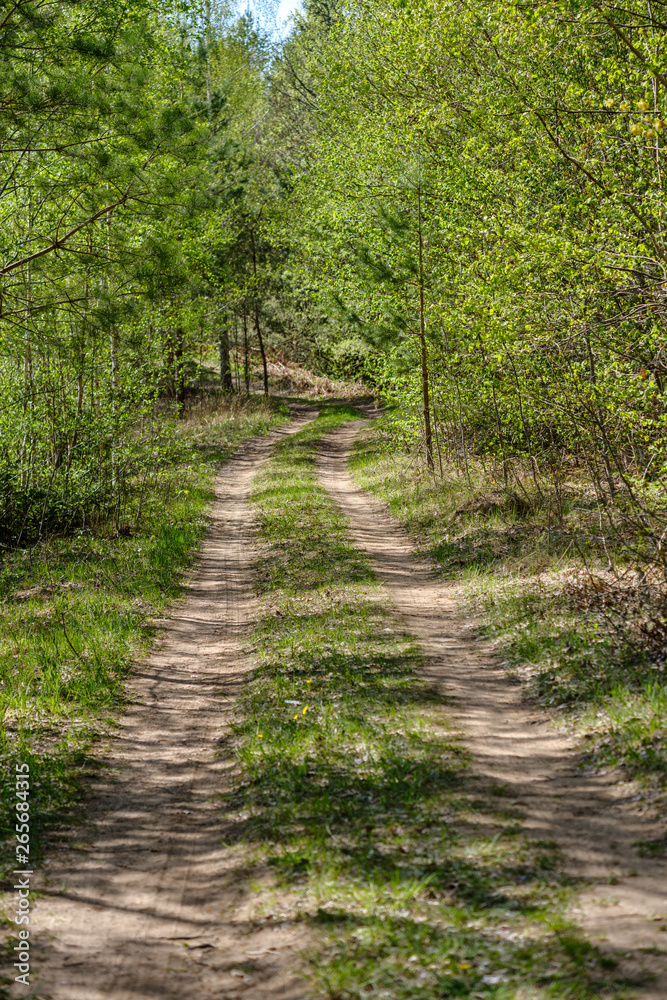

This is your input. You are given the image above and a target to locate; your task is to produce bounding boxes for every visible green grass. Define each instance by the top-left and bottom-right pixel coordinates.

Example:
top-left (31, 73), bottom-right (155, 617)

top-left (0, 395), bottom-right (288, 889)
top-left (350, 413), bottom-right (667, 823)
top-left (222, 403), bottom-right (633, 1000)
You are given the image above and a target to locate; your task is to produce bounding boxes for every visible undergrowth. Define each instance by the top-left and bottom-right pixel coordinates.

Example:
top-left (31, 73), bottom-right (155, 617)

top-left (351, 412), bottom-right (667, 829)
top-left (224, 402), bottom-right (633, 1000)
top-left (0, 394), bottom-right (288, 887)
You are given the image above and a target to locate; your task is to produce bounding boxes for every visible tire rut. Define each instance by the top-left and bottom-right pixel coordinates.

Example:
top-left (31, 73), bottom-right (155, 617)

top-left (26, 412), bottom-right (317, 1000)
top-left (317, 419), bottom-right (667, 999)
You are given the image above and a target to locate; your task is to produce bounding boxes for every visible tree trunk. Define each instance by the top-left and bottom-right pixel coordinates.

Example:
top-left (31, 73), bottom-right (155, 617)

top-left (250, 229), bottom-right (269, 397)
top-left (243, 310), bottom-right (250, 395)
top-left (253, 304), bottom-right (268, 397)
top-left (175, 325), bottom-right (185, 417)
top-left (417, 183), bottom-right (433, 470)
top-left (220, 317), bottom-right (232, 392)
top-left (165, 329), bottom-right (175, 400)
top-left (110, 323), bottom-right (118, 485)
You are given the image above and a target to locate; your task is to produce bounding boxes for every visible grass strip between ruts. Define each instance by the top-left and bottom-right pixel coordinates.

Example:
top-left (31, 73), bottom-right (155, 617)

top-left (226, 402), bottom-right (633, 1000)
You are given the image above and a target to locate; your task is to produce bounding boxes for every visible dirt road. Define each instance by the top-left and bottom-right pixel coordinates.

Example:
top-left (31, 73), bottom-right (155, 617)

top-left (26, 413), bottom-right (316, 1000)
top-left (318, 420), bottom-right (667, 999)
top-left (23, 412), bottom-right (667, 999)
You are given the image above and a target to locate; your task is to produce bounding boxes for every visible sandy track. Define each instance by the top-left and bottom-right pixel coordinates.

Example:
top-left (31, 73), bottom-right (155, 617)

top-left (317, 420), bottom-right (667, 998)
top-left (25, 413), bottom-right (316, 1000)
top-left (16, 411), bottom-right (667, 999)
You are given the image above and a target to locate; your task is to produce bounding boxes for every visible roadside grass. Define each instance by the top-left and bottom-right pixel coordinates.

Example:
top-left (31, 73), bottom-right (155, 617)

top-left (225, 403), bottom-right (632, 1000)
top-left (0, 395), bottom-right (288, 889)
top-left (350, 414), bottom-right (667, 823)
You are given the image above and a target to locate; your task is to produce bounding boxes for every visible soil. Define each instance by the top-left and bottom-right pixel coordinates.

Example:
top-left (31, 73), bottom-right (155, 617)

top-left (14, 410), bottom-right (667, 999)
top-left (21, 411), bottom-right (317, 1000)
top-left (317, 418), bottom-right (667, 999)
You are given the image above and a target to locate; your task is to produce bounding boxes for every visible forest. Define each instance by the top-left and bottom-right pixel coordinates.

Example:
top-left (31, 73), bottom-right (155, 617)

top-left (2, 0), bottom-right (667, 997)
top-left (5, 0), bottom-right (667, 551)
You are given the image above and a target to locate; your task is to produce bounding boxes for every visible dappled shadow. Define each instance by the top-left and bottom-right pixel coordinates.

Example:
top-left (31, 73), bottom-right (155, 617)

top-left (16, 410), bottom-right (664, 1000)
top-left (217, 616), bottom-right (575, 919)
top-left (431, 524), bottom-right (539, 573)
top-left (13, 413), bottom-right (319, 1000)
top-left (273, 418), bottom-right (667, 999)
top-left (210, 584), bottom-right (635, 997)
top-left (205, 414), bottom-right (635, 999)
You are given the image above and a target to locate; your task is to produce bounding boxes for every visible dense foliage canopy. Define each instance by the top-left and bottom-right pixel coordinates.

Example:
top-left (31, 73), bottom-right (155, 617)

top-left (264, 0), bottom-right (667, 569)
top-left (5, 0), bottom-right (667, 570)
top-left (0, 0), bottom-right (277, 541)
